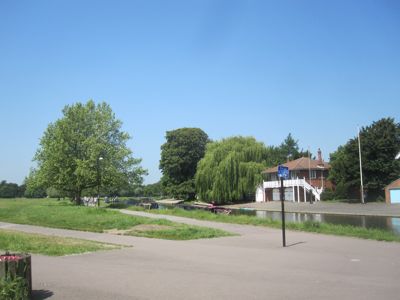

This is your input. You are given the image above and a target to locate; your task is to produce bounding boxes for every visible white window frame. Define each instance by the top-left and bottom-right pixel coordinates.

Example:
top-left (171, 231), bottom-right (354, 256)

top-left (310, 170), bottom-right (317, 179)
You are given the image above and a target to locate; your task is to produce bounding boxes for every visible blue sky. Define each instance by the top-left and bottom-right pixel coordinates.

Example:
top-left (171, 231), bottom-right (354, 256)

top-left (1, 0), bottom-right (399, 184)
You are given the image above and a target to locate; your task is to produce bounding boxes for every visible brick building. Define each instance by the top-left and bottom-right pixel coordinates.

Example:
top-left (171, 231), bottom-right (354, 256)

top-left (256, 149), bottom-right (333, 202)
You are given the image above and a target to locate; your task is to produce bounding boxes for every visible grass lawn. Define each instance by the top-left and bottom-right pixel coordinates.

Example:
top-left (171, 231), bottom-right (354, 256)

top-left (0, 199), bottom-right (233, 240)
top-left (126, 206), bottom-right (400, 242)
top-left (0, 229), bottom-right (122, 256)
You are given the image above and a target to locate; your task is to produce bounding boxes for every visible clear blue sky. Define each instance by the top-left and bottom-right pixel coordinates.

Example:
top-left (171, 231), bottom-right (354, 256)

top-left (1, 0), bottom-right (399, 185)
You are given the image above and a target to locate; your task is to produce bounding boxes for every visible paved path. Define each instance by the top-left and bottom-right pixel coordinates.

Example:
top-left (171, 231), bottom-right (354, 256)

top-left (1, 211), bottom-right (400, 300)
top-left (226, 201), bottom-right (400, 217)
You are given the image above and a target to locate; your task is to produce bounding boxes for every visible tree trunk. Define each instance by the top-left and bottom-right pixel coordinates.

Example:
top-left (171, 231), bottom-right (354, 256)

top-left (74, 190), bottom-right (82, 205)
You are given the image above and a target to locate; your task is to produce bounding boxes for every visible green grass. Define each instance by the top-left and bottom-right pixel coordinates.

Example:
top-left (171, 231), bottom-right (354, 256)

top-left (126, 206), bottom-right (400, 242)
top-left (130, 226), bottom-right (230, 240)
top-left (121, 218), bottom-right (233, 240)
top-left (128, 206), bottom-right (282, 226)
top-left (0, 229), bottom-right (122, 256)
top-left (0, 199), bottom-right (233, 240)
top-left (287, 220), bottom-right (400, 242)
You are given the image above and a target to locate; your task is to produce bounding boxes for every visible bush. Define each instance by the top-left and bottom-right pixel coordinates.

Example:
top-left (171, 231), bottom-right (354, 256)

top-left (302, 221), bottom-right (321, 229)
top-left (320, 189), bottom-right (335, 201)
top-left (0, 275), bottom-right (28, 300)
top-left (107, 203), bottom-right (129, 209)
top-left (375, 195), bottom-right (385, 202)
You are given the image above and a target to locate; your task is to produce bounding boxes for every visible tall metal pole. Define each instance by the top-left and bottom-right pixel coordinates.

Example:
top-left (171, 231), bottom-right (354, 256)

top-left (280, 177), bottom-right (286, 247)
top-left (97, 156), bottom-right (103, 207)
top-left (308, 147), bottom-right (313, 204)
top-left (358, 127), bottom-right (365, 204)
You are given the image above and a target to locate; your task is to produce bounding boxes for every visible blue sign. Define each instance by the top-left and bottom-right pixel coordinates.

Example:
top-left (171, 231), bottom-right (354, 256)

top-left (278, 165), bottom-right (289, 179)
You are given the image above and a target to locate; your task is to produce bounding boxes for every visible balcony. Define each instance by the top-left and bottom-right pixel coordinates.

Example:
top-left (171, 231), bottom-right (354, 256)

top-left (262, 178), bottom-right (323, 201)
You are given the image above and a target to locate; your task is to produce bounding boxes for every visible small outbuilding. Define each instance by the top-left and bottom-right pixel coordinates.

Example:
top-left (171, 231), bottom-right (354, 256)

top-left (385, 179), bottom-right (400, 204)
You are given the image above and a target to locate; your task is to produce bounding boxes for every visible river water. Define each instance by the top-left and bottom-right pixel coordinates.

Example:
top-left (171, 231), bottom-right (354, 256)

top-left (231, 209), bottom-right (400, 236)
top-left (128, 200), bottom-right (400, 236)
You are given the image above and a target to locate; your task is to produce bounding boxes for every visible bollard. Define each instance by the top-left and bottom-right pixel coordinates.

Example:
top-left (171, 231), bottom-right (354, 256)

top-left (0, 252), bottom-right (32, 299)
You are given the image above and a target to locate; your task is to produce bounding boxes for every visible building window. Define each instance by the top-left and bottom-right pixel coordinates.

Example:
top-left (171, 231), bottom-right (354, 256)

top-left (270, 173), bottom-right (277, 181)
top-left (310, 170), bottom-right (317, 179)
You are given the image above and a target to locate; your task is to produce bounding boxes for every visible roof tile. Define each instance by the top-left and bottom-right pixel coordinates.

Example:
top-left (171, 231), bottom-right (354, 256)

top-left (263, 157), bottom-right (331, 173)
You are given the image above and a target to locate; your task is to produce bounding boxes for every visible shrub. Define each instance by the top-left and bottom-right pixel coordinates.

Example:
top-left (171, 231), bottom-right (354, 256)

top-left (107, 202), bottom-right (129, 209)
top-left (0, 275), bottom-right (28, 300)
top-left (320, 189), bottom-right (335, 201)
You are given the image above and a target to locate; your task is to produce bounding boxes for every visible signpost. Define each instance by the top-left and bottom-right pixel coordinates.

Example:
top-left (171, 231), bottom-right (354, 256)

top-left (278, 165), bottom-right (289, 247)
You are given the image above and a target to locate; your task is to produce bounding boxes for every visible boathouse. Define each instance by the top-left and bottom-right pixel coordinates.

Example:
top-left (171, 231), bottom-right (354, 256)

top-left (256, 149), bottom-right (333, 202)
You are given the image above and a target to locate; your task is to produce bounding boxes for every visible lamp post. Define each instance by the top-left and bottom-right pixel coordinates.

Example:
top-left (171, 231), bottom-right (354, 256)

top-left (97, 156), bottom-right (103, 207)
top-left (308, 147), bottom-right (313, 204)
top-left (358, 127), bottom-right (365, 204)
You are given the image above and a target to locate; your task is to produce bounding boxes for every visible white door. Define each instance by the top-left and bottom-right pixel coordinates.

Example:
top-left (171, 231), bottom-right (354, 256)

top-left (390, 189), bottom-right (400, 203)
top-left (284, 188), bottom-right (294, 201)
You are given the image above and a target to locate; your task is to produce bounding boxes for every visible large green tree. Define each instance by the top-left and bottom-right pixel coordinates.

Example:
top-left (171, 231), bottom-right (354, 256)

top-left (143, 181), bottom-right (163, 197)
top-left (159, 128), bottom-right (209, 200)
top-left (266, 133), bottom-right (309, 166)
top-left (329, 118), bottom-right (400, 201)
top-left (33, 100), bottom-right (147, 204)
top-left (195, 136), bottom-right (270, 204)
top-left (24, 169), bottom-right (47, 198)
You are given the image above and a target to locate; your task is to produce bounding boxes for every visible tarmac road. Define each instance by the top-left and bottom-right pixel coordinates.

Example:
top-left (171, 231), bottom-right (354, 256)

top-left (1, 211), bottom-right (400, 300)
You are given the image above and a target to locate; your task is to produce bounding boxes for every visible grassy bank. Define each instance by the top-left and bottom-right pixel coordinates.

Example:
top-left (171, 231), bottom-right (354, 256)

top-left (0, 199), bottom-right (233, 240)
top-left (289, 220), bottom-right (400, 242)
top-left (126, 206), bottom-right (400, 242)
top-left (0, 229), bottom-right (122, 256)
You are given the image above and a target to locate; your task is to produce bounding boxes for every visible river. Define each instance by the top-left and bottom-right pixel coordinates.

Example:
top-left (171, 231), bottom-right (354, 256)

top-left (231, 209), bottom-right (400, 235)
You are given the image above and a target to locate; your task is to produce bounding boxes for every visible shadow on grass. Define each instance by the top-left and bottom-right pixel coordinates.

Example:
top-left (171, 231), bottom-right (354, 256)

top-left (32, 289), bottom-right (54, 299)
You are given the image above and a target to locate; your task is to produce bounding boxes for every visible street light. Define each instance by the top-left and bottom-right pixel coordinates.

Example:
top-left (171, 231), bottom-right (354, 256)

top-left (308, 147), bottom-right (313, 204)
top-left (97, 156), bottom-right (103, 207)
top-left (358, 127), bottom-right (365, 204)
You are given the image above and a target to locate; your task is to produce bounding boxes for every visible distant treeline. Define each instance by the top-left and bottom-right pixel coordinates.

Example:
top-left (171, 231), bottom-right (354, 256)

top-left (0, 179), bottom-right (162, 199)
top-left (0, 181), bottom-right (26, 198)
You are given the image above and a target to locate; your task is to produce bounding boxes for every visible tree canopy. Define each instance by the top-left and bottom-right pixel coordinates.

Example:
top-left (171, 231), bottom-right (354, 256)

top-left (0, 180), bottom-right (25, 198)
top-left (143, 182), bottom-right (163, 197)
top-left (32, 100), bottom-right (147, 204)
top-left (195, 136), bottom-right (270, 204)
top-left (24, 169), bottom-right (47, 198)
top-left (159, 128), bottom-right (209, 200)
top-left (266, 133), bottom-right (309, 166)
top-left (329, 118), bottom-right (400, 201)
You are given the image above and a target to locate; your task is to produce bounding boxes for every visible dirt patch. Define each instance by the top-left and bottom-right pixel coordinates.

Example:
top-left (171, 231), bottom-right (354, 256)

top-left (105, 224), bottom-right (173, 235)
top-left (104, 229), bottom-right (132, 235)
top-left (130, 224), bottom-right (173, 232)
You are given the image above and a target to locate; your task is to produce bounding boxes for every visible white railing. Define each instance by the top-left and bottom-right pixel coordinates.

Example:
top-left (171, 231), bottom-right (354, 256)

top-left (262, 178), bottom-right (322, 201)
top-left (303, 180), bottom-right (321, 201)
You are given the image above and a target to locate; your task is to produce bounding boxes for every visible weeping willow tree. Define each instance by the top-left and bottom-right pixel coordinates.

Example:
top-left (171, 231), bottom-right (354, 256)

top-left (195, 136), bottom-right (269, 204)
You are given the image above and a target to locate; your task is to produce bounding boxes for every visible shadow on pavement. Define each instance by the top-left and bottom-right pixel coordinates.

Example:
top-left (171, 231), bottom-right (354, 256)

top-left (286, 241), bottom-right (306, 248)
top-left (32, 289), bottom-right (54, 299)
